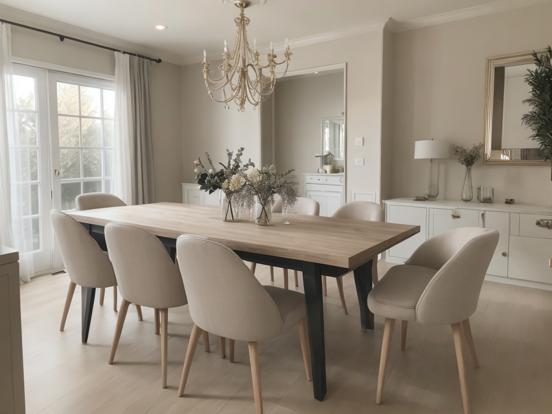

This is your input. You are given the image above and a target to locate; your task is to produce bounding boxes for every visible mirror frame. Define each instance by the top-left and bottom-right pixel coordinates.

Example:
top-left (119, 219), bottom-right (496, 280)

top-left (484, 50), bottom-right (547, 166)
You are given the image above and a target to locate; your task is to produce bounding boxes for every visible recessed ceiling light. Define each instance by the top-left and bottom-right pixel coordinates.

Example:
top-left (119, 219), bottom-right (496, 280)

top-left (155, 24), bottom-right (167, 31)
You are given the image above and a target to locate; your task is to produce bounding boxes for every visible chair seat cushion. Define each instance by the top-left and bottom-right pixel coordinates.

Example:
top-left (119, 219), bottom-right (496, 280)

top-left (263, 286), bottom-right (306, 331)
top-left (368, 265), bottom-right (436, 321)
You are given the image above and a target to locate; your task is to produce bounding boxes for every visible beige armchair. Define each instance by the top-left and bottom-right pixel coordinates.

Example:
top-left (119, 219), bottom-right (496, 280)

top-left (75, 192), bottom-right (127, 311)
top-left (104, 223), bottom-right (191, 388)
top-left (51, 211), bottom-right (141, 340)
top-left (368, 227), bottom-right (499, 414)
top-left (331, 201), bottom-right (384, 314)
top-left (176, 235), bottom-right (311, 414)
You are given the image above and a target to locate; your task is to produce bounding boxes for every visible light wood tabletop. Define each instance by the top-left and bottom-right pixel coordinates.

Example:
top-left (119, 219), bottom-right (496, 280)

top-left (67, 202), bottom-right (419, 269)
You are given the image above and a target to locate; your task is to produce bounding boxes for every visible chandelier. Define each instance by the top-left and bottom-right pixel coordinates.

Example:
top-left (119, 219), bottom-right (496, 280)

top-left (202, 0), bottom-right (291, 111)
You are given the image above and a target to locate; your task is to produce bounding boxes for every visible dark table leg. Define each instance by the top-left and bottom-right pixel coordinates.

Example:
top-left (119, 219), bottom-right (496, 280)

top-left (302, 262), bottom-right (326, 401)
top-left (353, 259), bottom-right (374, 330)
top-left (81, 287), bottom-right (96, 343)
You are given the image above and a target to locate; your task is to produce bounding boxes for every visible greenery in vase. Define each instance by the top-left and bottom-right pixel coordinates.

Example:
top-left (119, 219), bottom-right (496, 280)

top-left (522, 46), bottom-right (552, 178)
top-left (454, 143), bottom-right (483, 168)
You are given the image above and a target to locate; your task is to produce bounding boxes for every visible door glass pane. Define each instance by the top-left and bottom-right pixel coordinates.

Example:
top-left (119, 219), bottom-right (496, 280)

top-left (15, 112), bottom-right (37, 145)
top-left (57, 82), bottom-right (79, 115)
top-left (103, 119), bottom-right (114, 147)
top-left (32, 217), bottom-right (40, 250)
top-left (58, 116), bottom-right (80, 147)
top-left (82, 149), bottom-right (101, 177)
top-left (104, 150), bottom-right (112, 177)
top-left (80, 86), bottom-right (101, 116)
top-left (103, 89), bottom-right (114, 118)
top-left (13, 75), bottom-right (35, 110)
top-left (81, 118), bottom-right (102, 147)
top-left (60, 149), bottom-right (80, 178)
top-left (83, 181), bottom-right (102, 193)
top-left (61, 182), bottom-right (81, 210)
top-left (15, 148), bottom-right (38, 181)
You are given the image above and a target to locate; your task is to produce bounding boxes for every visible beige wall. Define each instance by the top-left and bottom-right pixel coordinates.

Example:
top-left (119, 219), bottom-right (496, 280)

top-left (7, 9), bottom-right (182, 202)
top-left (273, 71), bottom-right (344, 195)
top-left (180, 63), bottom-right (261, 182)
top-left (390, 3), bottom-right (552, 206)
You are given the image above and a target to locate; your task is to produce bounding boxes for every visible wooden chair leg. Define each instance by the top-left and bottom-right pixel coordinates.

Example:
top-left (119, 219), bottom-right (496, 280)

top-left (294, 270), bottom-right (299, 288)
top-left (203, 331), bottom-right (210, 353)
top-left (109, 299), bottom-right (130, 364)
top-left (270, 266), bottom-right (274, 282)
top-left (220, 337), bottom-right (226, 359)
top-left (99, 287), bottom-right (105, 306)
top-left (297, 319), bottom-right (312, 381)
top-left (376, 318), bottom-right (395, 405)
top-left (59, 281), bottom-right (76, 332)
top-left (135, 305), bottom-right (143, 321)
top-left (452, 323), bottom-right (471, 414)
top-left (250, 262), bottom-right (257, 274)
top-left (113, 287), bottom-right (118, 312)
top-left (336, 277), bottom-right (348, 315)
top-left (160, 309), bottom-right (168, 388)
top-left (401, 321), bottom-right (408, 351)
top-left (178, 324), bottom-right (202, 397)
top-left (248, 342), bottom-right (263, 414)
top-left (154, 308), bottom-right (160, 335)
top-left (229, 339), bottom-right (235, 363)
top-left (372, 258), bottom-right (379, 285)
top-left (322, 276), bottom-right (328, 296)
top-left (462, 319), bottom-right (480, 368)
top-left (283, 269), bottom-right (289, 289)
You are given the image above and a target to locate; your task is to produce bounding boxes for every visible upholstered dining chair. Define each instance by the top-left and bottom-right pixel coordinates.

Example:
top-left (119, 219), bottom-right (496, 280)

top-left (105, 223), bottom-right (200, 389)
top-left (368, 227), bottom-right (499, 414)
top-left (330, 201), bottom-right (384, 314)
top-left (176, 235), bottom-right (311, 414)
top-left (51, 211), bottom-right (141, 340)
top-left (76, 192), bottom-right (126, 312)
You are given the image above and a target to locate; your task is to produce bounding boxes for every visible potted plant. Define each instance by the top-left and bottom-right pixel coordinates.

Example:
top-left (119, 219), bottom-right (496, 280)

top-left (454, 143), bottom-right (483, 201)
top-left (522, 46), bottom-right (552, 179)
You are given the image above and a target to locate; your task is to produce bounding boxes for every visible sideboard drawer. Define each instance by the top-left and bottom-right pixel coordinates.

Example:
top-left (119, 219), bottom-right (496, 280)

top-left (519, 214), bottom-right (552, 239)
top-left (509, 236), bottom-right (552, 284)
top-left (429, 208), bottom-right (480, 236)
top-left (304, 174), bottom-right (344, 185)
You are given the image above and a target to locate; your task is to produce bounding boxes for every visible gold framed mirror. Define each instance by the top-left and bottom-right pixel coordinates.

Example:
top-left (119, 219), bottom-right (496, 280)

top-left (484, 50), bottom-right (547, 165)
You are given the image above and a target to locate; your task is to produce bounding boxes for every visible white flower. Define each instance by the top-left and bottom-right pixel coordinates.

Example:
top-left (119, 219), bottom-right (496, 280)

top-left (245, 166), bottom-right (261, 183)
top-left (228, 174), bottom-right (245, 192)
top-left (222, 179), bottom-right (230, 191)
top-left (193, 167), bottom-right (199, 174)
top-left (193, 159), bottom-right (200, 166)
top-left (208, 169), bottom-right (214, 174)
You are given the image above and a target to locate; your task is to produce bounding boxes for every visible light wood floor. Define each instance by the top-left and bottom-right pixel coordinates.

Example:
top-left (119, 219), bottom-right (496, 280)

top-left (20, 263), bottom-right (552, 414)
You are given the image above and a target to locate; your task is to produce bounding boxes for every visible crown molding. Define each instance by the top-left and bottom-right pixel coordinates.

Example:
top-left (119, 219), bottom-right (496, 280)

top-left (390, 0), bottom-right (552, 32)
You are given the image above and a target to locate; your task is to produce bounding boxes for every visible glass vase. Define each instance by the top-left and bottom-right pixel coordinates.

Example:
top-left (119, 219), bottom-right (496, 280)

top-left (461, 166), bottom-right (473, 202)
top-left (221, 193), bottom-right (239, 222)
top-left (254, 197), bottom-right (273, 226)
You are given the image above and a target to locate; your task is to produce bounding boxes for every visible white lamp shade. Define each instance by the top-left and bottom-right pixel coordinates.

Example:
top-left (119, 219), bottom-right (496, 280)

top-left (414, 139), bottom-right (451, 160)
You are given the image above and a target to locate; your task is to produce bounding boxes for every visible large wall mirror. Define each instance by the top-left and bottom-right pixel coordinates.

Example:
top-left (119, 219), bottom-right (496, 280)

top-left (484, 51), bottom-right (546, 165)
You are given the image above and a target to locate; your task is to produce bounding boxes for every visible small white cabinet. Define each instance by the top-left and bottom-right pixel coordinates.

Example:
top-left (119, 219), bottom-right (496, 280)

top-left (304, 173), bottom-right (345, 217)
top-left (384, 198), bottom-right (552, 289)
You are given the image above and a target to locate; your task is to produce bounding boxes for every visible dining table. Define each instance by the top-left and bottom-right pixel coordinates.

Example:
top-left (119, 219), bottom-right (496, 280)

top-left (67, 202), bottom-right (419, 401)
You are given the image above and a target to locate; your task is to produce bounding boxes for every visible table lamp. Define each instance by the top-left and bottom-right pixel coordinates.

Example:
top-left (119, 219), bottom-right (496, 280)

top-left (414, 139), bottom-right (451, 200)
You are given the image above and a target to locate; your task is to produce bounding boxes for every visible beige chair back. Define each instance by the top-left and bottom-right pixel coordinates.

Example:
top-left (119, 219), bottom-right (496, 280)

top-left (176, 235), bottom-right (284, 342)
top-left (409, 227), bottom-right (499, 325)
top-left (51, 210), bottom-right (116, 288)
top-left (105, 223), bottom-right (187, 309)
top-left (333, 201), bottom-right (384, 222)
top-left (76, 193), bottom-right (126, 210)
top-left (288, 197), bottom-right (320, 216)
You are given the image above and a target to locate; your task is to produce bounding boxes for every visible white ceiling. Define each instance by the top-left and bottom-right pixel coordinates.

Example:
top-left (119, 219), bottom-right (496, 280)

top-left (0, 0), bottom-right (549, 64)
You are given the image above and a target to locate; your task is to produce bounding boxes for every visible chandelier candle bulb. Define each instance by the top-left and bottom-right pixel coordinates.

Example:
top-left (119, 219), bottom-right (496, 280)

top-left (224, 40), bottom-right (228, 53)
top-left (203, 50), bottom-right (207, 63)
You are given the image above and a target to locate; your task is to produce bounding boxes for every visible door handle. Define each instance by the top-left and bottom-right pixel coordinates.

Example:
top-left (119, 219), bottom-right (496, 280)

top-left (53, 168), bottom-right (61, 177)
top-left (480, 211), bottom-right (486, 227)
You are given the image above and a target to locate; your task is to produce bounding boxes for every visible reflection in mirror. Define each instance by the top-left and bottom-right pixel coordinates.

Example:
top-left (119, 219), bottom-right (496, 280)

top-left (485, 51), bottom-right (546, 164)
top-left (322, 117), bottom-right (345, 163)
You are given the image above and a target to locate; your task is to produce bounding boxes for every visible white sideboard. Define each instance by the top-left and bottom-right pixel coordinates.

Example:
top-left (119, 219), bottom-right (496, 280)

top-left (384, 198), bottom-right (552, 290)
top-left (182, 183), bottom-right (221, 206)
top-left (0, 247), bottom-right (25, 414)
top-left (304, 173), bottom-right (345, 217)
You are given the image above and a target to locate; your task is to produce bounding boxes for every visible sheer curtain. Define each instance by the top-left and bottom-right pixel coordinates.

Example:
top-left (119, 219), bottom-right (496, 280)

top-left (0, 23), bottom-right (34, 282)
top-left (113, 52), bottom-right (154, 205)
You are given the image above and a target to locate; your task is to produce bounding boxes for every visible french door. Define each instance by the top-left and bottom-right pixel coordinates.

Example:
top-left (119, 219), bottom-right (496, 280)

top-left (8, 64), bottom-right (114, 276)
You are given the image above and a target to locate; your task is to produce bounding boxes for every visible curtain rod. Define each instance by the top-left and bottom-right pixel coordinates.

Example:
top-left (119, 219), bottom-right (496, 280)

top-left (0, 17), bottom-right (162, 63)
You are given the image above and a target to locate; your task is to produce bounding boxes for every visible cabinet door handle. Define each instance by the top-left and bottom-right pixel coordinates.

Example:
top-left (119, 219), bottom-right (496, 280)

top-left (536, 219), bottom-right (552, 229)
top-left (481, 211), bottom-right (486, 227)
top-left (451, 212), bottom-right (461, 219)
top-left (501, 252), bottom-right (508, 257)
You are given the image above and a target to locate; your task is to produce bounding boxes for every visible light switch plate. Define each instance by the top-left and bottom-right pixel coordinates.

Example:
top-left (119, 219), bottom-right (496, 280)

top-left (355, 137), bottom-right (365, 147)
top-left (354, 158), bottom-right (365, 166)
